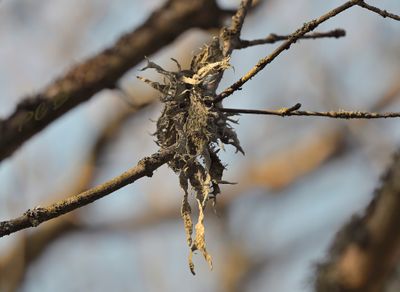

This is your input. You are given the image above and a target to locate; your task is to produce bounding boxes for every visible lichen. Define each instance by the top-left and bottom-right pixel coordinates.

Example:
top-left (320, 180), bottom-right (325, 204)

top-left (138, 37), bottom-right (243, 274)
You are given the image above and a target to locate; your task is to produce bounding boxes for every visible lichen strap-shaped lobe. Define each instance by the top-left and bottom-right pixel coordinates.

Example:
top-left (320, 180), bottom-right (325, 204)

top-left (138, 36), bottom-right (243, 274)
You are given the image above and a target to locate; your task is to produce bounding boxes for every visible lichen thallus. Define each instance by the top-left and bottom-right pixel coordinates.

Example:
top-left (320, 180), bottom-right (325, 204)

top-left (138, 37), bottom-right (243, 274)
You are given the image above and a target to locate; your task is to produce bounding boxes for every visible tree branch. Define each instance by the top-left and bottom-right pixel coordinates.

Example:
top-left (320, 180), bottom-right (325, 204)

top-left (0, 0), bottom-right (226, 162)
top-left (221, 103), bottom-right (400, 119)
top-left (0, 149), bottom-right (174, 237)
top-left (214, 0), bottom-right (362, 103)
top-left (0, 217), bottom-right (82, 292)
top-left (236, 29), bottom-right (345, 49)
top-left (357, 1), bottom-right (400, 21)
top-left (315, 151), bottom-right (400, 291)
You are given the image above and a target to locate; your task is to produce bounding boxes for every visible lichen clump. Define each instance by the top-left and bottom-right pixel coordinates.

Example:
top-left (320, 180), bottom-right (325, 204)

top-left (138, 37), bottom-right (243, 274)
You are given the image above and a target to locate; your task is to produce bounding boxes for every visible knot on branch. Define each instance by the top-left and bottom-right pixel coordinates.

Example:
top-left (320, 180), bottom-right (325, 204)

top-left (138, 156), bottom-right (155, 177)
top-left (24, 207), bottom-right (46, 227)
top-left (0, 221), bottom-right (12, 236)
top-left (278, 103), bottom-right (302, 116)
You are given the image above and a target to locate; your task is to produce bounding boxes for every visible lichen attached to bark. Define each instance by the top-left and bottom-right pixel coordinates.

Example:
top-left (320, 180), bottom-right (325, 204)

top-left (138, 37), bottom-right (243, 274)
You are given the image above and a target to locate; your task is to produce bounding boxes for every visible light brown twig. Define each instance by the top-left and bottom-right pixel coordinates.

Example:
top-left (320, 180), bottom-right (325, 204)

top-left (357, 1), bottom-right (400, 21)
top-left (315, 151), bottom-right (400, 291)
top-left (221, 103), bottom-right (400, 119)
top-left (0, 149), bottom-right (174, 237)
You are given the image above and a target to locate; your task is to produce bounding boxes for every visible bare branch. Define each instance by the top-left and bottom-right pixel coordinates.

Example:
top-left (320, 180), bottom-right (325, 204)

top-left (214, 0), bottom-right (361, 103)
top-left (0, 149), bottom-right (174, 238)
top-left (221, 103), bottom-right (400, 119)
top-left (315, 151), bottom-right (400, 291)
top-left (357, 1), bottom-right (400, 21)
top-left (236, 29), bottom-right (345, 49)
top-left (0, 0), bottom-right (227, 162)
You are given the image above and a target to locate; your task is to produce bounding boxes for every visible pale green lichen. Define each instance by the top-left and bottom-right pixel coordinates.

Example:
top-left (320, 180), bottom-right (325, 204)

top-left (138, 37), bottom-right (243, 274)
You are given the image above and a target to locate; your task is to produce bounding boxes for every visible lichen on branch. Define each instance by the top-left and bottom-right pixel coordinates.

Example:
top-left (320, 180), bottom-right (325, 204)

top-left (138, 37), bottom-right (243, 274)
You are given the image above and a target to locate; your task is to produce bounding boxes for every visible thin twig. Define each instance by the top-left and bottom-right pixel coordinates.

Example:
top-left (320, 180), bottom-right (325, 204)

top-left (221, 103), bottom-right (400, 119)
top-left (214, 0), bottom-right (362, 103)
top-left (0, 149), bottom-right (174, 238)
top-left (358, 1), bottom-right (400, 21)
top-left (237, 29), bottom-right (346, 49)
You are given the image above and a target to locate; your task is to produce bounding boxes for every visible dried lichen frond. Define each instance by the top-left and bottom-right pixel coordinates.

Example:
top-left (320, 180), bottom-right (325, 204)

top-left (138, 37), bottom-right (243, 275)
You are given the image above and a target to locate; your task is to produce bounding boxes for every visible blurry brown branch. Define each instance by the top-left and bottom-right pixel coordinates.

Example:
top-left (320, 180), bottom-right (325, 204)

top-left (371, 79), bottom-right (400, 112)
top-left (0, 149), bottom-right (173, 238)
top-left (236, 29), bottom-right (346, 49)
top-left (247, 130), bottom-right (344, 190)
top-left (221, 103), bottom-right (400, 119)
top-left (0, 0), bottom-right (228, 163)
top-left (315, 152), bottom-right (400, 292)
top-left (0, 217), bottom-right (82, 292)
top-left (357, 1), bottom-right (400, 21)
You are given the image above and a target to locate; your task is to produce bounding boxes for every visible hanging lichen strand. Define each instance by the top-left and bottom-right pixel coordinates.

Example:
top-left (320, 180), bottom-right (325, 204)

top-left (138, 37), bottom-right (244, 274)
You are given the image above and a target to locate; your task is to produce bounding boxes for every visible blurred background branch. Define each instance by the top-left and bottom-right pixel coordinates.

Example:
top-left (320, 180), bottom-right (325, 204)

top-left (0, 0), bottom-right (229, 163)
top-left (315, 151), bottom-right (400, 291)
